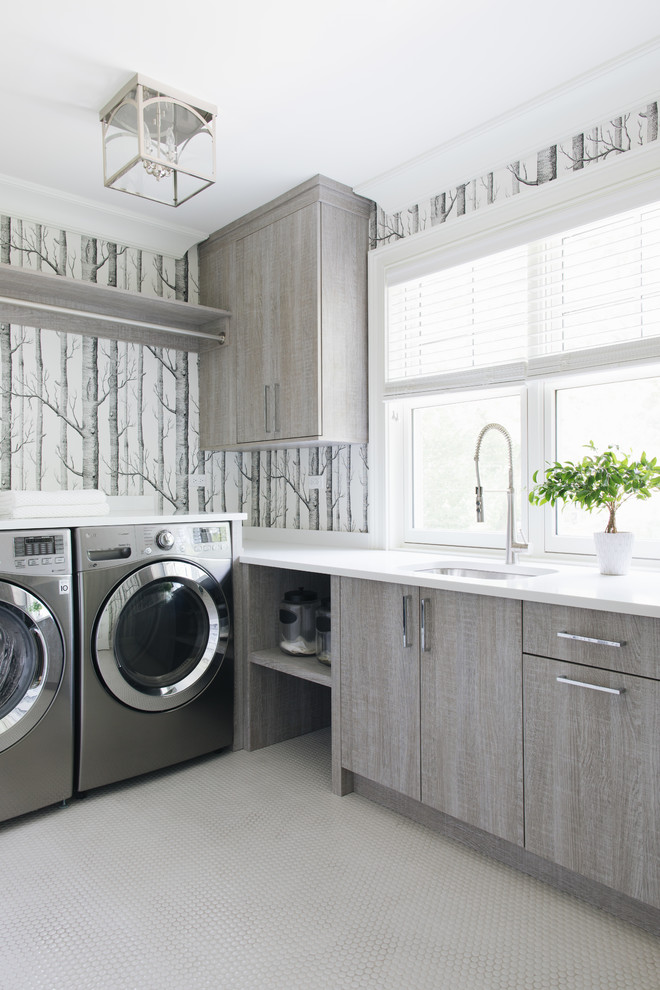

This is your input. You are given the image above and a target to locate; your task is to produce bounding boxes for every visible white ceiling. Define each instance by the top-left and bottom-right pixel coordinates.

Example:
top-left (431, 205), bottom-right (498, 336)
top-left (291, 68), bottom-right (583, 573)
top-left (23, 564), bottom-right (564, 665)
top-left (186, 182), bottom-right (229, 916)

top-left (2, 1), bottom-right (660, 256)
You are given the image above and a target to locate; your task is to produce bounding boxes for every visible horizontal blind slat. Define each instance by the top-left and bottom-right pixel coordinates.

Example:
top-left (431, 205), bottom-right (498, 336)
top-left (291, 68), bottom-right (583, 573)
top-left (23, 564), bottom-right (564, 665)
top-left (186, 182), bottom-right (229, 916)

top-left (386, 198), bottom-right (660, 389)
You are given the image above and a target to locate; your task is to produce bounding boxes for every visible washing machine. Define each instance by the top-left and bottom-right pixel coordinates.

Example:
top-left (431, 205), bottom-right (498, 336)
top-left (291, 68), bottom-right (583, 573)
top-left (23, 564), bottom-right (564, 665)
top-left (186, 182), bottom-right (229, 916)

top-left (74, 520), bottom-right (234, 792)
top-left (0, 528), bottom-right (74, 822)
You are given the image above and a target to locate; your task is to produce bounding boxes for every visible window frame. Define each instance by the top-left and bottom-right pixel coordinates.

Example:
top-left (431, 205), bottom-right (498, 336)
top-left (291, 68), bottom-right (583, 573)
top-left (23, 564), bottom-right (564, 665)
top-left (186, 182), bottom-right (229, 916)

top-left (540, 363), bottom-right (660, 561)
top-left (367, 140), bottom-right (660, 555)
top-left (400, 385), bottom-right (528, 552)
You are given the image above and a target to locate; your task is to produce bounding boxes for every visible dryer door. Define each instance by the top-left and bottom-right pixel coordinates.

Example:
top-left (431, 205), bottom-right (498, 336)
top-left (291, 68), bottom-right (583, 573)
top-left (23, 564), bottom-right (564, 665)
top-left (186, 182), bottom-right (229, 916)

top-left (93, 560), bottom-right (230, 712)
top-left (0, 584), bottom-right (64, 753)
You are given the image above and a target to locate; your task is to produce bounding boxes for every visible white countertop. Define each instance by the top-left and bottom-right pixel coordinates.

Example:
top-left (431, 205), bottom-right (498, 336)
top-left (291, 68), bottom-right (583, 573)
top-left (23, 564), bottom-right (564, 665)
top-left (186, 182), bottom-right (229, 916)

top-left (240, 539), bottom-right (660, 619)
top-left (0, 511), bottom-right (247, 530)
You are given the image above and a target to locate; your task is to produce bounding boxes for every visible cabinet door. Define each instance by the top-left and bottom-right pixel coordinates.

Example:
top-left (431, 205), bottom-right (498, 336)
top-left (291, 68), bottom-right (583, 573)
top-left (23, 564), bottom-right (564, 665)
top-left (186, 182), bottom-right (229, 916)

top-left (199, 238), bottom-right (238, 449)
top-left (339, 578), bottom-right (420, 799)
top-left (524, 654), bottom-right (660, 908)
top-left (421, 591), bottom-right (524, 845)
top-left (235, 225), bottom-right (273, 443)
top-left (236, 206), bottom-right (320, 444)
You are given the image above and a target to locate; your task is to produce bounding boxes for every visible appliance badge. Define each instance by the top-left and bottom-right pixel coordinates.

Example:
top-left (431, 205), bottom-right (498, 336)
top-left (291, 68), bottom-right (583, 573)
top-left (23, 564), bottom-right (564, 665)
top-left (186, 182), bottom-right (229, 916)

top-left (59, 579), bottom-right (71, 595)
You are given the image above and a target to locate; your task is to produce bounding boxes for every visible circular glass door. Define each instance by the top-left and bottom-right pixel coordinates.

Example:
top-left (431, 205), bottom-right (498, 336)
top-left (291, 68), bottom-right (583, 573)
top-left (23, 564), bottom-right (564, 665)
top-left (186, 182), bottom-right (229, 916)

top-left (93, 561), bottom-right (229, 712)
top-left (0, 584), bottom-right (64, 753)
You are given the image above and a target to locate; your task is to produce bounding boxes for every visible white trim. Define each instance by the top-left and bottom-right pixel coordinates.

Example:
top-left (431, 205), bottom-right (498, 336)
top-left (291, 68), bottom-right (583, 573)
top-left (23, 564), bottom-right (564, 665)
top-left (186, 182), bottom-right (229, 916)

top-left (368, 140), bottom-right (660, 551)
top-left (540, 365), bottom-right (660, 559)
top-left (400, 385), bottom-right (526, 552)
top-left (0, 172), bottom-right (206, 257)
top-left (242, 525), bottom-right (371, 548)
top-left (372, 139), bottom-right (660, 282)
top-left (355, 38), bottom-right (660, 216)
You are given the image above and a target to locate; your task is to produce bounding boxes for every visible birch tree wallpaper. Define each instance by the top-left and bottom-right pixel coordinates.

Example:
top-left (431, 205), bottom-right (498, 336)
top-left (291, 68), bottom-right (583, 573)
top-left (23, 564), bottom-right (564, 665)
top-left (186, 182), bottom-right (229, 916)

top-left (0, 218), bottom-right (368, 529)
top-left (371, 99), bottom-right (659, 245)
top-left (0, 94), bottom-right (657, 531)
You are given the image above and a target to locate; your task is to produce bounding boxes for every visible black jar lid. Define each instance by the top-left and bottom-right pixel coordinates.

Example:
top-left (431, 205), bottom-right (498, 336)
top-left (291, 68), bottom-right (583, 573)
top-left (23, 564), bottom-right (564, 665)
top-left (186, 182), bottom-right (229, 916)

top-left (283, 587), bottom-right (318, 604)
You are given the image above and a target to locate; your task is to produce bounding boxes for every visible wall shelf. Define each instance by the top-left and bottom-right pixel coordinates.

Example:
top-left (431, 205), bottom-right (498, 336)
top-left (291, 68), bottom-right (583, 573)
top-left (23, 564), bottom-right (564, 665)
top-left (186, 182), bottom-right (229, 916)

top-left (0, 262), bottom-right (230, 352)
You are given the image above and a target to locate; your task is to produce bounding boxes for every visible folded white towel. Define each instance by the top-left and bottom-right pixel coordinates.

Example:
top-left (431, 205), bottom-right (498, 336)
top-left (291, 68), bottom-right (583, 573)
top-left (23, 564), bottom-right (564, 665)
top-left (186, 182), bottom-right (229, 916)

top-left (0, 502), bottom-right (111, 519)
top-left (0, 489), bottom-right (108, 510)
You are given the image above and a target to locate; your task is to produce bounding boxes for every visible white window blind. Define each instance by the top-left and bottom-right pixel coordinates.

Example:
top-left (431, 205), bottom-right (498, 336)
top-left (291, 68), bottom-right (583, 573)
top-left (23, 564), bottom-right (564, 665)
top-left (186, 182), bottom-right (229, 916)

top-left (386, 200), bottom-right (660, 397)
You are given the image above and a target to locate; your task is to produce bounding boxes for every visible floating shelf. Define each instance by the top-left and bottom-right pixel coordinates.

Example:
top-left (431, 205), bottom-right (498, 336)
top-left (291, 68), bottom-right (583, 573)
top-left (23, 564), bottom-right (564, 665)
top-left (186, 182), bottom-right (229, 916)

top-left (0, 262), bottom-right (230, 352)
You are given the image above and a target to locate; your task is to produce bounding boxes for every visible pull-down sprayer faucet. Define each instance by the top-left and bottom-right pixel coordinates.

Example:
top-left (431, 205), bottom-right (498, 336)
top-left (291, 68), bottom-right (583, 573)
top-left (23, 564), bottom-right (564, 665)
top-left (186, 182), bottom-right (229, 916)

top-left (474, 423), bottom-right (528, 565)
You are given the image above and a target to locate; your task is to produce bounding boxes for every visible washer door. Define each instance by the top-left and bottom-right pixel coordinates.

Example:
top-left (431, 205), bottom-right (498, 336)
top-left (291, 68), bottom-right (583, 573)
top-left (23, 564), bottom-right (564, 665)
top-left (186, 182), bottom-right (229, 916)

top-left (0, 583), bottom-right (64, 753)
top-left (93, 561), bottom-right (229, 712)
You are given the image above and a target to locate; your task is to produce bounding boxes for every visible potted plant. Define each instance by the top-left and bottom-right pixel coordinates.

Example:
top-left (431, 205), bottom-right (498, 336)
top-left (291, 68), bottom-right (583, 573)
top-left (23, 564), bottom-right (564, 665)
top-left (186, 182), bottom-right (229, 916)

top-left (529, 442), bottom-right (660, 574)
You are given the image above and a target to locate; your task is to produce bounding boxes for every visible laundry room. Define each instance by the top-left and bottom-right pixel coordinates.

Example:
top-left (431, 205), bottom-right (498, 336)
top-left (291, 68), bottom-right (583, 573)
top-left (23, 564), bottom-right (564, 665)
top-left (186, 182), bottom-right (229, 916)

top-left (2, 2), bottom-right (660, 989)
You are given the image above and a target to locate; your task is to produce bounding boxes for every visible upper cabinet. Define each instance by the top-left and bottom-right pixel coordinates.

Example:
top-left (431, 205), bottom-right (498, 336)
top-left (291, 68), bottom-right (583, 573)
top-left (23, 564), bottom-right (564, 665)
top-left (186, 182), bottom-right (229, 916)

top-left (198, 175), bottom-right (372, 450)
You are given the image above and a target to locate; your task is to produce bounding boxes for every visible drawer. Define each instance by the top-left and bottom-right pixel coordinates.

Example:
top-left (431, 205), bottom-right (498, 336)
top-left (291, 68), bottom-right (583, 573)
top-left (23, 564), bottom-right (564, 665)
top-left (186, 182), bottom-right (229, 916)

top-left (523, 602), bottom-right (660, 679)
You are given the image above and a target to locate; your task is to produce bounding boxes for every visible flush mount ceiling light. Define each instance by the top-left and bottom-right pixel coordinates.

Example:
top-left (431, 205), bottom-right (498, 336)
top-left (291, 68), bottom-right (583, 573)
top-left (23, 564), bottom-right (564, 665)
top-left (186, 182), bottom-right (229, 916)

top-left (100, 73), bottom-right (217, 207)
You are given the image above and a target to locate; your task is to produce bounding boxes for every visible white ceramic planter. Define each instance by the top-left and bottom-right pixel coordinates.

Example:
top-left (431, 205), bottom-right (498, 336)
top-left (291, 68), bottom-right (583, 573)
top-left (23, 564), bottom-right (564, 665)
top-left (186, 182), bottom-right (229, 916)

top-left (593, 531), bottom-right (634, 575)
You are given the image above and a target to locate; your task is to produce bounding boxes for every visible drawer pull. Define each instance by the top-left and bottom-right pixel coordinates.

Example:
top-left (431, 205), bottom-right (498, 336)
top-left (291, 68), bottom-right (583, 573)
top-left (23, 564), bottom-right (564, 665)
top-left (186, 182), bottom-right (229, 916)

top-left (556, 675), bottom-right (625, 696)
top-left (557, 631), bottom-right (624, 648)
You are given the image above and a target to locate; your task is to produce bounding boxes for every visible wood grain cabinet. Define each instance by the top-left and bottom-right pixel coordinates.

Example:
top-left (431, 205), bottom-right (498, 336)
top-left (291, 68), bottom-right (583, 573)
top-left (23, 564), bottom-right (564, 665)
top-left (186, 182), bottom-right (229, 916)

top-left (198, 175), bottom-right (371, 450)
top-left (523, 602), bottom-right (660, 909)
top-left (339, 580), bottom-right (524, 845)
top-left (339, 579), bottom-right (421, 799)
top-left (420, 590), bottom-right (524, 845)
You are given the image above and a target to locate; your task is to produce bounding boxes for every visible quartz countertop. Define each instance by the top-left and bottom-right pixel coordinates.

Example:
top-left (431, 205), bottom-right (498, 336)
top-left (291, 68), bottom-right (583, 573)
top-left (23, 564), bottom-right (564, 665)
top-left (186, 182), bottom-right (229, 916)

top-left (240, 538), bottom-right (660, 619)
top-left (0, 511), bottom-right (247, 531)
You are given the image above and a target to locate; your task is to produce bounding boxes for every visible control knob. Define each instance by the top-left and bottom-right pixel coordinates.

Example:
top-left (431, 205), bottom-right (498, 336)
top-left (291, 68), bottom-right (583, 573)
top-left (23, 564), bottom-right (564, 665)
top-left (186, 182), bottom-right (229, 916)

top-left (155, 529), bottom-right (175, 550)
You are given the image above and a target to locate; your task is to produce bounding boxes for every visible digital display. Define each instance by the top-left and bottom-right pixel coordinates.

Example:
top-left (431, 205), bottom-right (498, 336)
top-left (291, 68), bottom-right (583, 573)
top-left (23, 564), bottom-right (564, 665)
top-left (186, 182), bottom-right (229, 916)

top-left (194, 525), bottom-right (228, 544)
top-left (14, 534), bottom-right (64, 558)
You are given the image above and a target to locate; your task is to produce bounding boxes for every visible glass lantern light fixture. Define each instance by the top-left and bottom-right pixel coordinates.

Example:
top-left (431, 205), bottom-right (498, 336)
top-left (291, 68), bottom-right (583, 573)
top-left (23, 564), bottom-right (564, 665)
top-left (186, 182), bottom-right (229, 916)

top-left (100, 73), bottom-right (217, 207)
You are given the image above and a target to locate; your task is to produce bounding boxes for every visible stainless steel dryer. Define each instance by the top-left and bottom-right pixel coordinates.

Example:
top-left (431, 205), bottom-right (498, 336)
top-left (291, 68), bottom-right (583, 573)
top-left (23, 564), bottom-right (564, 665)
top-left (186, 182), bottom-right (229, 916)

top-left (0, 529), bottom-right (74, 822)
top-left (74, 520), bottom-right (234, 792)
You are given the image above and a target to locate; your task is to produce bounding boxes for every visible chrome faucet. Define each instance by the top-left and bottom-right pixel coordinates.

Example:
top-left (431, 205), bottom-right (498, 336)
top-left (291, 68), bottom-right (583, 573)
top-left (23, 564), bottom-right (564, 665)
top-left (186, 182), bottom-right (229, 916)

top-left (474, 423), bottom-right (528, 565)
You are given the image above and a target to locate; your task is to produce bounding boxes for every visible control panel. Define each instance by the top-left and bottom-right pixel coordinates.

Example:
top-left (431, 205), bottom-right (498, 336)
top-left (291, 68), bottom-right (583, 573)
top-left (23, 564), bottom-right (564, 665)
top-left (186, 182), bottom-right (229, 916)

top-left (138, 523), bottom-right (232, 560)
top-left (75, 521), bottom-right (233, 570)
top-left (0, 530), bottom-right (72, 576)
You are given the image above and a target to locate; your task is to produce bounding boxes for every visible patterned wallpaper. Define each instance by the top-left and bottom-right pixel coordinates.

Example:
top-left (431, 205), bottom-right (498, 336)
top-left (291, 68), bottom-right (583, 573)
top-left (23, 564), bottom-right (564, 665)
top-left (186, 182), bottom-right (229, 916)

top-left (0, 219), bottom-right (368, 528)
top-left (370, 99), bottom-right (658, 246)
top-left (0, 94), bottom-right (656, 530)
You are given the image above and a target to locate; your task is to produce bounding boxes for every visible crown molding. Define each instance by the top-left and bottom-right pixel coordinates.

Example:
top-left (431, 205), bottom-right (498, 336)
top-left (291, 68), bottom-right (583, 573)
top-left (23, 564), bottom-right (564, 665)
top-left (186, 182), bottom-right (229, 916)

top-left (354, 38), bottom-right (660, 216)
top-left (0, 173), bottom-right (207, 258)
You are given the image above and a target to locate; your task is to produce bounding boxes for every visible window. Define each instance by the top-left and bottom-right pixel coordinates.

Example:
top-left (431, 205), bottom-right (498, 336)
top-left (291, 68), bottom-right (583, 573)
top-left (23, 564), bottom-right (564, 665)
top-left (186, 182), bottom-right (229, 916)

top-left (544, 366), bottom-right (660, 556)
top-left (369, 148), bottom-right (660, 560)
top-left (386, 201), bottom-right (660, 398)
top-left (405, 389), bottom-right (523, 549)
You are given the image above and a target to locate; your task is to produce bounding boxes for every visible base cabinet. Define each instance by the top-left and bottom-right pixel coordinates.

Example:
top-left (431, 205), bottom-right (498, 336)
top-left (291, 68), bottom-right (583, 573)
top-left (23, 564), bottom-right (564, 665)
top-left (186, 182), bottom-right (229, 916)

top-left (523, 653), bottom-right (660, 909)
top-left (339, 579), bottom-right (420, 798)
top-left (242, 568), bottom-right (660, 927)
top-left (421, 591), bottom-right (523, 845)
top-left (339, 580), bottom-right (523, 843)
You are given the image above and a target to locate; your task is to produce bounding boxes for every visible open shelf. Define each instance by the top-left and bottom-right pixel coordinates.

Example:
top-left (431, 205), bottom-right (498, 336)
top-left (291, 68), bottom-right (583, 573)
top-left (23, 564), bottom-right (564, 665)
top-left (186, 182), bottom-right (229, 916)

top-left (0, 262), bottom-right (230, 351)
top-left (249, 647), bottom-right (331, 687)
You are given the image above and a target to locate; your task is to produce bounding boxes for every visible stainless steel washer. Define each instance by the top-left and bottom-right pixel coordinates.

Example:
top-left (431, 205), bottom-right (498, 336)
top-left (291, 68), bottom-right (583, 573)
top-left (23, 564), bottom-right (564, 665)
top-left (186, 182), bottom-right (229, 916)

top-left (74, 520), bottom-right (234, 792)
top-left (0, 529), bottom-right (74, 822)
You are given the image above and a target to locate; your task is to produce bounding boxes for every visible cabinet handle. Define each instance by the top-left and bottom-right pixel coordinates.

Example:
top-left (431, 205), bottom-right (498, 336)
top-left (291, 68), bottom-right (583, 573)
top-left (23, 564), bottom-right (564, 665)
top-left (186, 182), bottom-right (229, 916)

top-left (557, 631), bottom-right (624, 648)
top-left (274, 382), bottom-right (280, 433)
top-left (556, 675), bottom-right (625, 696)
top-left (402, 594), bottom-right (413, 649)
top-left (264, 385), bottom-right (271, 433)
top-left (420, 597), bottom-right (431, 652)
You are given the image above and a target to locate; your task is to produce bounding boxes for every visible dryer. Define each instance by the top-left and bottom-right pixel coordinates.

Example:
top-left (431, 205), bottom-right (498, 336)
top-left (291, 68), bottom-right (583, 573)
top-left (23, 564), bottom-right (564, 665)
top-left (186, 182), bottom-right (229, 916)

top-left (74, 520), bottom-right (234, 792)
top-left (0, 528), bottom-right (74, 822)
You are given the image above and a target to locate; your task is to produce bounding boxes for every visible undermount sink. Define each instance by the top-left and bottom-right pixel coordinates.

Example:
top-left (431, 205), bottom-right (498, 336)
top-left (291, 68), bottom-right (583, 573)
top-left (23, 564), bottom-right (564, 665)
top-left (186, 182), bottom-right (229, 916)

top-left (410, 561), bottom-right (557, 580)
